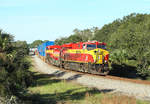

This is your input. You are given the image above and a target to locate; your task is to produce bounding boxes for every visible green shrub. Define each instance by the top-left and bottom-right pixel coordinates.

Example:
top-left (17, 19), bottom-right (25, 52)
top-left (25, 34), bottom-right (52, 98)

top-left (0, 30), bottom-right (33, 99)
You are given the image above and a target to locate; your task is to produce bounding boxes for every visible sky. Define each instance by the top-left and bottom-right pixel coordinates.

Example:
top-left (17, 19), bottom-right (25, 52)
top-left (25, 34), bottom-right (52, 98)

top-left (0, 0), bottom-right (150, 43)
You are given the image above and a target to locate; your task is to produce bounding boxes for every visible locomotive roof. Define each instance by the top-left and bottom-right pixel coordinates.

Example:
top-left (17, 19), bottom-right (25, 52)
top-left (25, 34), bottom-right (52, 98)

top-left (82, 41), bottom-right (106, 45)
top-left (46, 41), bottom-right (106, 50)
top-left (47, 45), bottom-right (61, 49)
top-left (61, 41), bottom-right (106, 49)
top-left (61, 43), bottom-right (74, 48)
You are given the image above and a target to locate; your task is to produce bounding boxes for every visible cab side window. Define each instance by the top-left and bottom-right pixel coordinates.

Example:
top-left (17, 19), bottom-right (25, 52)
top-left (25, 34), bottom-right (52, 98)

top-left (83, 44), bottom-right (86, 49)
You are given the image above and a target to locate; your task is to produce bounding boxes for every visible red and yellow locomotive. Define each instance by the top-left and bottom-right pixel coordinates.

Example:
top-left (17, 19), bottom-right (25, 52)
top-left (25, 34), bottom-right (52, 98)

top-left (46, 41), bottom-right (109, 75)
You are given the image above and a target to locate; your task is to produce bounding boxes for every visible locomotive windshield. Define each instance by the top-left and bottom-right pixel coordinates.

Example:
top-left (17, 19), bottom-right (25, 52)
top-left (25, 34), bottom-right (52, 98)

top-left (97, 44), bottom-right (106, 49)
top-left (86, 44), bottom-right (106, 50)
top-left (87, 44), bottom-right (96, 50)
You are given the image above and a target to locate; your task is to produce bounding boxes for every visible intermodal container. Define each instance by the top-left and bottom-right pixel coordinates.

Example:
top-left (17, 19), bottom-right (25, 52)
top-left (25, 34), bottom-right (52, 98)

top-left (37, 41), bottom-right (54, 56)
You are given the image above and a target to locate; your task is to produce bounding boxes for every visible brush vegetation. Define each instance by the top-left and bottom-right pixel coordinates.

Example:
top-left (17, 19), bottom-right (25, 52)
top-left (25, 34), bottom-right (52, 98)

top-left (0, 30), bottom-right (33, 103)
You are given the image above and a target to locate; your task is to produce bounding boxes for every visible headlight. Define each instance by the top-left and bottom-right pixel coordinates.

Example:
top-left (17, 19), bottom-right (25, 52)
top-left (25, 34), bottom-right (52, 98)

top-left (98, 56), bottom-right (100, 60)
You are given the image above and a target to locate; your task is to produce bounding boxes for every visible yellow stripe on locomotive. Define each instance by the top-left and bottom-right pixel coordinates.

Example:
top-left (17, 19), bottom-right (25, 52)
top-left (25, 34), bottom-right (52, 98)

top-left (65, 43), bottom-right (109, 65)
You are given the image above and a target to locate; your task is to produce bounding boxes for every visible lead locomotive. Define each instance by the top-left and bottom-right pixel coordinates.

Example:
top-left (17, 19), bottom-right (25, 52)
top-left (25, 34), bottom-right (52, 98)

top-left (45, 41), bottom-right (109, 75)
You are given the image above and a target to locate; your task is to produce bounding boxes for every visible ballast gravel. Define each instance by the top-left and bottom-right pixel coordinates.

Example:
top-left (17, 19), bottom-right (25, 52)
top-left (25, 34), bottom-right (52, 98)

top-left (32, 56), bottom-right (150, 101)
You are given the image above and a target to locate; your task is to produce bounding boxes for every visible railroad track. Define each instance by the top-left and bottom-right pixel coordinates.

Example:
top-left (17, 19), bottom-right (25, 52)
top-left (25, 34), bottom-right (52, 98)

top-left (45, 61), bottom-right (150, 86)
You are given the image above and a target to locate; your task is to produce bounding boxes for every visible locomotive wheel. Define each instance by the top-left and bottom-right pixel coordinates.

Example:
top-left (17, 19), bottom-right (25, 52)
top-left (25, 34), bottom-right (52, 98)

top-left (64, 62), bottom-right (69, 69)
top-left (79, 64), bottom-right (85, 72)
top-left (83, 63), bottom-right (89, 73)
top-left (60, 61), bottom-right (64, 68)
top-left (98, 65), bottom-right (109, 75)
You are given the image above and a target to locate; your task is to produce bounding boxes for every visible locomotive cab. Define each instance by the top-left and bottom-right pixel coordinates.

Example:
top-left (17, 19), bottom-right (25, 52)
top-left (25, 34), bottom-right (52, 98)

top-left (81, 41), bottom-right (109, 64)
top-left (81, 41), bottom-right (109, 75)
top-left (83, 41), bottom-right (106, 50)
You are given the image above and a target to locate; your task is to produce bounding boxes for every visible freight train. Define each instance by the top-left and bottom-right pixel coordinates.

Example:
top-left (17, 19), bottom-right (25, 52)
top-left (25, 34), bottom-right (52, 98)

top-left (37, 41), bottom-right (109, 75)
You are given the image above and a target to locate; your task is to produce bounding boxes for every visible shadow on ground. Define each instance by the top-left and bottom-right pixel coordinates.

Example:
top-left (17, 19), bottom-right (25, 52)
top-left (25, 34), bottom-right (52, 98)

top-left (109, 63), bottom-right (138, 79)
top-left (66, 74), bottom-right (83, 81)
top-left (31, 73), bottom-right (61, 87)
top-left (25, 88), bottom-right (114, 104)
top-left (22, 71), bottom-right (114, 104)
top-left (52, 71), bottom-right (67, 77)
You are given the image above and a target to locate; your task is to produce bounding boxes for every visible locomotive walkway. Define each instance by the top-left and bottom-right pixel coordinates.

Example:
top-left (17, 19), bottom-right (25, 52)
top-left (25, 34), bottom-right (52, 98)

top-left (32, 55), bottom-right (150, 101)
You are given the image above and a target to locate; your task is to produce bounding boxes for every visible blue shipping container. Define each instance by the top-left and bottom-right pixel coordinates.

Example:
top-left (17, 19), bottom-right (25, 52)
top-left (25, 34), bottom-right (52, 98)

top-left (37, 41), bottom-right (54, 56)
top-left (37, 44), bottom-right (42, 56)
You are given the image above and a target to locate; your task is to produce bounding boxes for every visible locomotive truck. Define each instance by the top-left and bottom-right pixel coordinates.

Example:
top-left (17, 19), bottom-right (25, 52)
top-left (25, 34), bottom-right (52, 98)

top-left (45, 41), bottom-right (109, 75)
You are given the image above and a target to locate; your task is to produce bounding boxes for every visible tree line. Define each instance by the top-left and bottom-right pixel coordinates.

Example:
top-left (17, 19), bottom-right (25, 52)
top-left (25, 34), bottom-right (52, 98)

top-left (54, 13), bottom-right (150, 78)
top-left (30, 13), bottom-right (150, 79)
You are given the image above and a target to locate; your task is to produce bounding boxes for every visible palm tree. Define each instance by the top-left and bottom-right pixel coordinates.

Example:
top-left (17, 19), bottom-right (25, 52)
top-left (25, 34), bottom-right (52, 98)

top-left (0, 30), bottom-right (13, 52)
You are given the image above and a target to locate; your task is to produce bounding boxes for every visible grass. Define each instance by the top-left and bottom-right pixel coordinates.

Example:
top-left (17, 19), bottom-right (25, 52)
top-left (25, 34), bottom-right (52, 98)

top-left (24, 56), bottom-right (150, 104)
top-left (26, 72), bottom-right (103, 104)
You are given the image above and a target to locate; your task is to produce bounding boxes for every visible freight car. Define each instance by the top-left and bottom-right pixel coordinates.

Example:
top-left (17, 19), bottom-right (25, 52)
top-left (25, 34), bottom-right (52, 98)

top-left (45, 41), bottom-right (109, 75)
top-left (37, 41), bottom-right (55, 61)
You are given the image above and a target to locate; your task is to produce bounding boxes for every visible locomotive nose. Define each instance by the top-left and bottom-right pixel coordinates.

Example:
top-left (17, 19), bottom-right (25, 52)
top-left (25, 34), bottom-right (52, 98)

top-left (98, 49), bottom-right (109, 63)
top-left (104, 54), bottom-right (109, 62)
top-left (94, 49), bottom-right (109, 64)
top-left (94, 49), bottom-right (101, 55)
